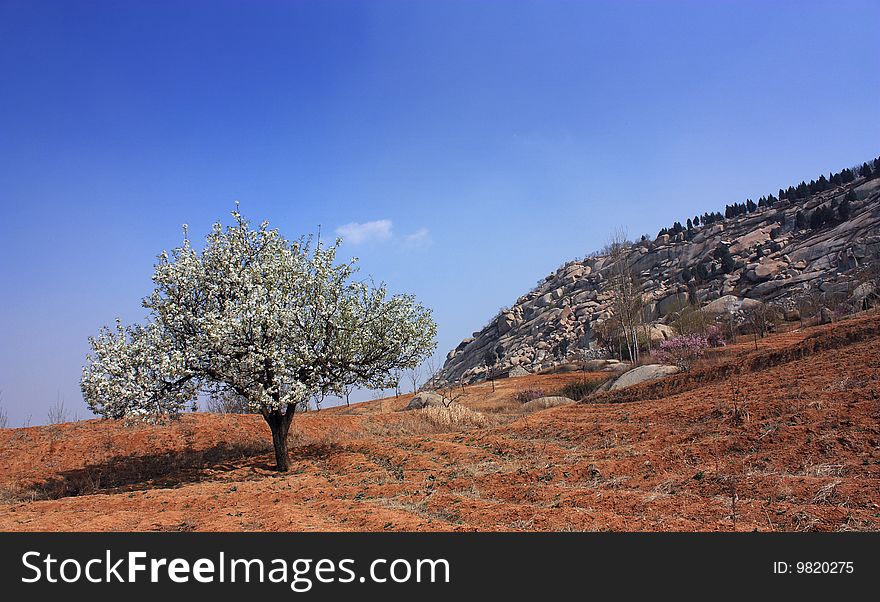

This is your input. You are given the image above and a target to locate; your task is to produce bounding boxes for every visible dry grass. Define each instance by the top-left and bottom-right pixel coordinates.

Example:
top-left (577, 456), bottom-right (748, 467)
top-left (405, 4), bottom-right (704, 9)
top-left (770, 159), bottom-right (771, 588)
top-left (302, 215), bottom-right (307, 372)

top-left (418, 404), bottom-right (488, 428)
top-left (2, 311), bottom-right (879, 532)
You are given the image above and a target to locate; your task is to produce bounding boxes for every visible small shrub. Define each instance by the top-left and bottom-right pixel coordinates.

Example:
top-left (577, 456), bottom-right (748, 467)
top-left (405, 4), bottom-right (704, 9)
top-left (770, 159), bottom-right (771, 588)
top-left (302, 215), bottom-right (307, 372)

top-left (705, 324), bottom-right (726, 347)
top-left (653, 334), bottom-right (709, 371)
top-left (557, 378), bottom-right (608, 401)
top-left (514, 387), bottom-right (547, 404)
top-left (671, 306), bottom-right (711, 336)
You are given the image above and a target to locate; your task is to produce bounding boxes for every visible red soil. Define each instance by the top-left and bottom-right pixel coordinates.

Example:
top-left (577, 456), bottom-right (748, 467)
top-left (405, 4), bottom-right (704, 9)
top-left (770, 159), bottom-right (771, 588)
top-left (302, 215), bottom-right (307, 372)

top-left (1, 313), bottom-right (878, 531)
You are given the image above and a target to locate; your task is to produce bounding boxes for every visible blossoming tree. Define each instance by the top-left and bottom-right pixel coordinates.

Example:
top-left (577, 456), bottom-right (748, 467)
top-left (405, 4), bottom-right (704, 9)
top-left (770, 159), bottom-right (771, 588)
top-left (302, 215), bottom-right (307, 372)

top-left (81, 210), bottom-right (437, 470)
top-left (653, 334), bottom-right (709, 372)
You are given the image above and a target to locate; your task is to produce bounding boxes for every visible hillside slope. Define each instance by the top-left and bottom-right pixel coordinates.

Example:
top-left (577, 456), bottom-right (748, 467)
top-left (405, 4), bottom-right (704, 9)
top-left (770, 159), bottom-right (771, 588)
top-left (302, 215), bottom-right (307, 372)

top-left (1, 312), bottom-right (878, 532)
top-left (439, 172), bottom-right (880, 385)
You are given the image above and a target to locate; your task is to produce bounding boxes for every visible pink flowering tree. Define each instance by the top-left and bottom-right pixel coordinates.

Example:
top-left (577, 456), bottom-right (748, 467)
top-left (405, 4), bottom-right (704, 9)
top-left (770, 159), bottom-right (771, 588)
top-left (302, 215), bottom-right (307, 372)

top-left (653, 334), bottom-right (709, 371)
top-left (704, 324), bottom-right (726, 347)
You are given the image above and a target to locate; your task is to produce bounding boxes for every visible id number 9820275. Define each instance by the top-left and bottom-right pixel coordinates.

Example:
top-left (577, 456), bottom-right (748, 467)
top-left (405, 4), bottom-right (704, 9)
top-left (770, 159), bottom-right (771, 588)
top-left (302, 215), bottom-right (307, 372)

top-left (773, 561), bottom-right (854, 574)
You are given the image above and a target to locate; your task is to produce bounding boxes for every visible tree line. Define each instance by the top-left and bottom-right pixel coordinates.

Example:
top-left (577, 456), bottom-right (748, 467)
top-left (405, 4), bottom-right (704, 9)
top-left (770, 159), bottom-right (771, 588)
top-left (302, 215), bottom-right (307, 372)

top-left (658, 156), bottom-right (880, 239)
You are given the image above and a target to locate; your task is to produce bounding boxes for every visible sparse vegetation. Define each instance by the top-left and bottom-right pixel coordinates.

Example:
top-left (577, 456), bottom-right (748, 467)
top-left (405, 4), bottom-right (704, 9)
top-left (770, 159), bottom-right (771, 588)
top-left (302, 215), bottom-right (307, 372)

top-left (653, 334), bottom-right (709, 372)
top-left (0, 392), bottom-right (7, 429)
top-left (418, 404), bottom-right (487, 429)
top-left (556, 378), bottom-right (608, 401)
top-left (46, 395), bottom-right (69, 425)
top-left (1, 312), bottom-right (879, 532)
top-left (704, 324), bottom-right (726, 347)
top-left (514, 387), bottom-right (547, 404)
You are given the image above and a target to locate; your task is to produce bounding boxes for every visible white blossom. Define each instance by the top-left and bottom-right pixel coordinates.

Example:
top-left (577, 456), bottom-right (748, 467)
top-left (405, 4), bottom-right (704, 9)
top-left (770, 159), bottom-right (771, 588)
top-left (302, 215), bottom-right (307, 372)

top-left (81, 211), bottom-right (437, 468)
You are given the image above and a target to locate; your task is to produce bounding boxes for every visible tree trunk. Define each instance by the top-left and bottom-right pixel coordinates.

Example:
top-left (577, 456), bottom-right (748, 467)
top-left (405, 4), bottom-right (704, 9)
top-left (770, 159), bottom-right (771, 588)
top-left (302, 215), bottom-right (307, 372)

top-left (270, 423), bottom-right (290, 471)
top-left (264, 403), bottom-right (297, 471)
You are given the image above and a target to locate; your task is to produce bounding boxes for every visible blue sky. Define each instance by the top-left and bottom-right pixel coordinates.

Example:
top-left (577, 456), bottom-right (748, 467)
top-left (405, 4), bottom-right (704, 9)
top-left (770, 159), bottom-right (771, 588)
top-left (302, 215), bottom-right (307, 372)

top-left (1, 0), bottom-right (878, 425)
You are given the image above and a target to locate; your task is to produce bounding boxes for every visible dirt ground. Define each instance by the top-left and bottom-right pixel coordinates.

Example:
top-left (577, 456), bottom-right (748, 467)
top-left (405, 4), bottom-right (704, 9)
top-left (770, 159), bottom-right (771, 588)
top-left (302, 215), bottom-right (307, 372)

top-left (1, 312), bottom-right (878, 532)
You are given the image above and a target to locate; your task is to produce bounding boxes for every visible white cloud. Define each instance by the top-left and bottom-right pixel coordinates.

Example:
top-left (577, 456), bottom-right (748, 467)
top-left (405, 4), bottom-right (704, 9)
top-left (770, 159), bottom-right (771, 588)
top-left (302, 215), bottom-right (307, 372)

top-left (335, 219), bottom-right (393, 245)
top-left (403, 227), bottom-right (432, 248)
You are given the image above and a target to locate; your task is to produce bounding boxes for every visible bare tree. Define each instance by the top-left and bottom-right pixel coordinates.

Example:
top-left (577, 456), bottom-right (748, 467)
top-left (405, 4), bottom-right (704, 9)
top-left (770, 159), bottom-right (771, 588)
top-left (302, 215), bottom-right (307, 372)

top-left (854, 261), bottom-right (880, 311)
top-left (605, 228), bottom-right (645, 363)
top-left (483, 349), bottom-right (499, 392)
top-left (390, 369), bottom-right (403, 398)
top-left (340, 381), bottom-right (355, 407)
top-left (425, 357), bottom-right (439, 390)
top-left (47, 393), bottom-right (69, 425)
top-left (796, 287), bottom-right (824, 327)
top-left (744, 302), bottom-right (780, 350)
top-left (0, 391), bottom-right (8, 429)
top-left (436, 379), bottom-right (467, 408)
top-left (205, 388), bottom-right (250, 414)
top-left (425, 357), bottom-right (443, 391)
top-left (407, 366), bottom-right (421, 394)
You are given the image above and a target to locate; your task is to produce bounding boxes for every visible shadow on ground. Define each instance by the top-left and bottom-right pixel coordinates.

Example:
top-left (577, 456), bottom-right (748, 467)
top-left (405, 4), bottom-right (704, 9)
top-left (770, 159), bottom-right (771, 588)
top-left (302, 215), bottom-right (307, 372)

top-left (17, 440), bottom-right (275, 501)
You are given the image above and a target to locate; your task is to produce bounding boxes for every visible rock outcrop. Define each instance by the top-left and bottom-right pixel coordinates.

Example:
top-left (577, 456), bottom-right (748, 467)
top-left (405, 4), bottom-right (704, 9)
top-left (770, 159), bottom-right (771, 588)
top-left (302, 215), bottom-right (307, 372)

top-left (610, 364), bottom-right (680, 390)
top-left (405, 392), bottom-right (447, 410)
top-left (519, 396), bottom-right (576, 412)
top-left (438, 173), bottom-right (880, 385)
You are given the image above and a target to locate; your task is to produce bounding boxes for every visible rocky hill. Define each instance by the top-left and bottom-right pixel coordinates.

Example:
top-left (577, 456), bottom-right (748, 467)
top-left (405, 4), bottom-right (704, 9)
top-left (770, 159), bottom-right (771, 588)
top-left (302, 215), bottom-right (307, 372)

top-left (439, 164), bottom-right (880, 385)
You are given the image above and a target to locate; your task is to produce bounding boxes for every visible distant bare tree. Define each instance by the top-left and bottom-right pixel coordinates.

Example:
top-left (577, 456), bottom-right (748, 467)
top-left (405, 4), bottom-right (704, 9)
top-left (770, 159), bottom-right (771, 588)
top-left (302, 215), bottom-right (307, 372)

top-left (0, 391), bottom-right (8, 429)
top-left (46, 393), bottom-right (69, 424)
top-left (390, 369), bottom-right (403, 398)
top-left (605, 227), bottom-right (645, 362)
top-left (205, 388), bottom-right (250, 414)
top-left (796, 287), bottom-right (824, 327)
top-left (853, 259), bottom-right (880, 310)
top-left (483, 349), bottom-right (499, 392)
top-left (437, 379), bottom-right (467, 408)
top-left (744, 303), bottom-right (780, 350)
top-left (339, 381), bottom-right (355, 407)
top-left (641, 304), bottom-right (654, 355)
top-left (311, 390), bottom-right (327, 411)
top-left (407, 366), bottom-right (421, 394)
top-left (425, 357), bottom-right (439, 390)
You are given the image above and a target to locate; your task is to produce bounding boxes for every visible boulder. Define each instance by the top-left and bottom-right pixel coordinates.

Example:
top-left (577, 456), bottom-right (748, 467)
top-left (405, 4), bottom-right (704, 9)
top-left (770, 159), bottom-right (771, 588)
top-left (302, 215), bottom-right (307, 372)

top-left (537, 293), bottom-right (554, 307)
top-left (729, 226), bottom-right (772, 254)
top-left (520, 396), bottom-right (576, 412)
top-left (496, 313), bottom-right (517, 335)
top-left (610, 364), bottom-right (680, 390)
top-left (745, 260), bottom-right (785, 282)
top-left (657, 292), bottom-right (689, 316)
top-left (852, 282), bottom-right (876, 304)
top-left (648, 323), bottom-right (675, 342)
top-left (603, 362), bottom-right (631, 373)
top-left (507, 365), bottom-right (530, 378)
top-left (405, 392), bottom-right (448, 410)
top-left (703, 295), bottom-right (762, 314)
